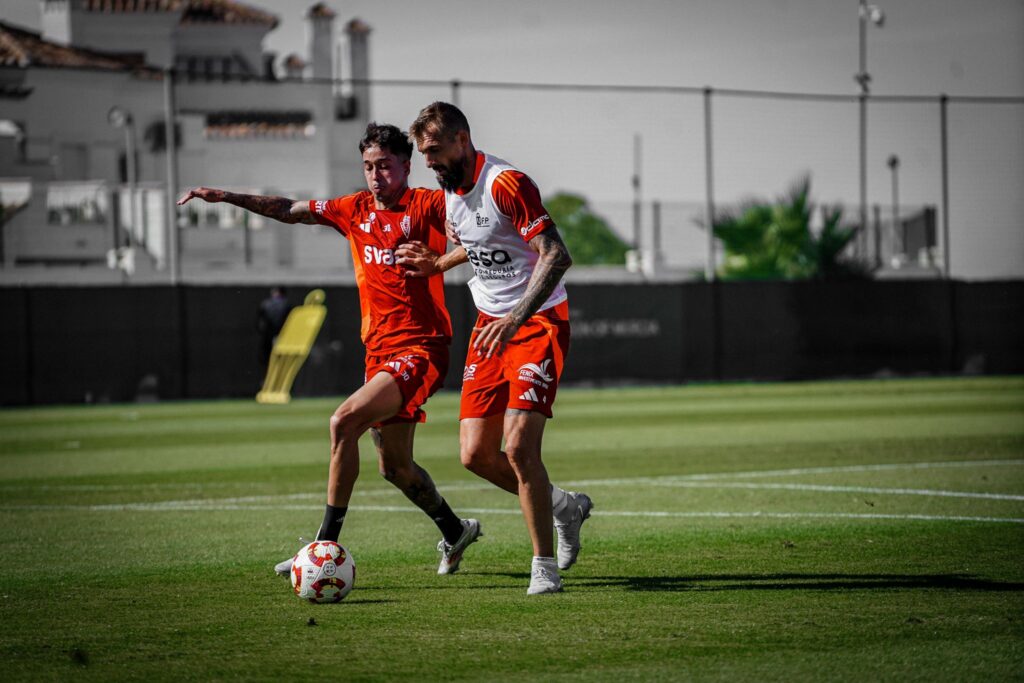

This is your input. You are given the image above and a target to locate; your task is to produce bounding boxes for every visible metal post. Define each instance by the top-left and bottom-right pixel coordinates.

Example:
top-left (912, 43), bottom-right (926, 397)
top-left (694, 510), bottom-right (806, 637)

top-left (888, 154), bottom-right (900, 257)
top-left (124, 123), bottom-right (137, 249)
top-left (939, 94), bottom-right (951, 278)
top-left (163, 68), bottom-right (180, 284)
top-left (450, 79), bottom-right (461, 108)
top-left (873, 204), bottom-right (883, 268)
top-left (652, 200), bottom-right (662, 270)
top-left (703, 87), bottom-right (716, 281)
top-left (859, 93), bottom-right (868, 257)
top-left (632, 133), bottom-right (642, 249)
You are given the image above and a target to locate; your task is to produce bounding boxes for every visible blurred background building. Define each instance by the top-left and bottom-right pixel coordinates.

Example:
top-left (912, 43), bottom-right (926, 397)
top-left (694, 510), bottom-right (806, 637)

top-left (1, 0), bottom-right (371, 281)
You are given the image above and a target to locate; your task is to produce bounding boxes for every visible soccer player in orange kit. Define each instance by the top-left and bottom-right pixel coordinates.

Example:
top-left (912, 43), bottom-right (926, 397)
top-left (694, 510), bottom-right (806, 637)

top-left (398, 102), bottom-right (593, 595)
top-left (178, 123), bottom-right (482, 576)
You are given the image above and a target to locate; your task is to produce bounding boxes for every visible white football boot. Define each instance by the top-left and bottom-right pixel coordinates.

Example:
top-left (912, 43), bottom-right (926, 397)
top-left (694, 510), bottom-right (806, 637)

top-left (555, 492), bottom-right (593, 570)
top-left (274, 538), bottom-right (311, 577)
top-left (527, 557), bottom-right (563, 595)
top-left (436, 519), bottom-right (483, 575)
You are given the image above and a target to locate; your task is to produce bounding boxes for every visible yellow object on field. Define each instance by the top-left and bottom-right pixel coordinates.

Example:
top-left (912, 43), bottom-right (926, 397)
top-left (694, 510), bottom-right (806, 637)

top-left (256, 289), bottom-right (327, 404)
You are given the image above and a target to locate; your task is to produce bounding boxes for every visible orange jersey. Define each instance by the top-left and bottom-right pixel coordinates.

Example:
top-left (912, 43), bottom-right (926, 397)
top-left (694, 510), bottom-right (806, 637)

top-left (310, 188), bottom-right (452, 353)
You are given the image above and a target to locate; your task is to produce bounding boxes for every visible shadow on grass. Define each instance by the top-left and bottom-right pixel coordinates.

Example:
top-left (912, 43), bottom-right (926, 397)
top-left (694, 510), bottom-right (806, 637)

top-left (571, 573), bottom-right (1024, 592)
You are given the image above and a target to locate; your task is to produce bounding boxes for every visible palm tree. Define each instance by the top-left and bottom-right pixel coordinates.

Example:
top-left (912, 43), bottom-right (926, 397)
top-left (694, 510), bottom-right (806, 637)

top-left (712, 176), bottom-right (868, 281)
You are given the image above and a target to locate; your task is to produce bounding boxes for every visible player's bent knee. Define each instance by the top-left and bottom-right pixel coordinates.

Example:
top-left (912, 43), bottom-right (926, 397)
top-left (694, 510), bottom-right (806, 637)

top-left (330, 407), bottom-right (370, 442)
top-left (504, 444), bottom-right (540, 472)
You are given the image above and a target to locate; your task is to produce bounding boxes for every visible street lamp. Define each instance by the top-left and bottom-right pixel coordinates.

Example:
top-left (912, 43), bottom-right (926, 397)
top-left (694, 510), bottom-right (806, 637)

top-left (856, 1), bottom-right (884, 260)
top-left (107, 106), bottom-right (137, 250)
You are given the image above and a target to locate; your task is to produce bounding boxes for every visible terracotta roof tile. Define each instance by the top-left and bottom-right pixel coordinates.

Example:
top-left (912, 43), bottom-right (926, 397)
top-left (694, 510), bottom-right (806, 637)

top-left (81, 0), bottom-right (278, 27)
top-left (0, 20), bottom-right (147, 70)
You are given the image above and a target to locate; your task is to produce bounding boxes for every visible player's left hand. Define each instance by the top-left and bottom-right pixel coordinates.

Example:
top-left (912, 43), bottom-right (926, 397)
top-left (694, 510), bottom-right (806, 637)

top-left (395, 241), bottom-right (441, 277)
top-left (472, 316), bottom-right (521, 359)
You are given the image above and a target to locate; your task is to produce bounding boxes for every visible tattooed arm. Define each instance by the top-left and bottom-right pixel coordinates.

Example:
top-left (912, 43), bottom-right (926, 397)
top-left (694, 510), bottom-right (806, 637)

top-left (472, 225), bottom-right (573, 358)
top-left (177, 187), bottom-right (319, 225)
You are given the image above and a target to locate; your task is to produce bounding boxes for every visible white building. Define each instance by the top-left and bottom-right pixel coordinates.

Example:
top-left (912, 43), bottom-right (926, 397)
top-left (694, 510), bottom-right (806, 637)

top-left (0, 0), bottom-right (374, 282)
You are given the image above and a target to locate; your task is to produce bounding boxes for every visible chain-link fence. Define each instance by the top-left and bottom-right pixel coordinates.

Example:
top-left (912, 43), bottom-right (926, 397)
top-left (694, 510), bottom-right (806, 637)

top-left (2, 70), bottom-right (1021, 282)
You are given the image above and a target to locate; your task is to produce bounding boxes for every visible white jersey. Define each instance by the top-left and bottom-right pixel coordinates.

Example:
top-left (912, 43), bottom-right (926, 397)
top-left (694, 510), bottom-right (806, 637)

top-left (445, 153), bottom-right (568, 317)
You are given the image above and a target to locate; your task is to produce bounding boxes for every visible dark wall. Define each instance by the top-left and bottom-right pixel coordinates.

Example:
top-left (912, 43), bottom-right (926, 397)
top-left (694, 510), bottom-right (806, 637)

top-left (2, 280), bottom-right (1021, 405)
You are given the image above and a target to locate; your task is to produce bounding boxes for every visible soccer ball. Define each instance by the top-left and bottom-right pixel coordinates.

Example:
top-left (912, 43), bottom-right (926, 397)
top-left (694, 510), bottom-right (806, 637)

top-left (290, 540), bottom-right (356, 603)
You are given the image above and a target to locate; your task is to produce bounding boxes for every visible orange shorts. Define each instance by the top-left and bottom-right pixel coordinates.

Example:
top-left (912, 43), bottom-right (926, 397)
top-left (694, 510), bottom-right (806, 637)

top-left (460, 301), bottom-right (570, 420)
top-left (365, 344), bottom-right (448, 426)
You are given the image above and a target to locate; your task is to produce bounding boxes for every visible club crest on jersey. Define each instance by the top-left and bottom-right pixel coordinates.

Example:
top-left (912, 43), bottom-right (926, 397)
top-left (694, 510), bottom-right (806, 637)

top-left (401, 215), bottom-right (411, 238)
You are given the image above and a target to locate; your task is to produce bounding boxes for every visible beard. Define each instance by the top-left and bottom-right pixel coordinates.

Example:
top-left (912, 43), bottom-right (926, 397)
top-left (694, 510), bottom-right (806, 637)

top-left (434, 162), bottom-right (466, 192)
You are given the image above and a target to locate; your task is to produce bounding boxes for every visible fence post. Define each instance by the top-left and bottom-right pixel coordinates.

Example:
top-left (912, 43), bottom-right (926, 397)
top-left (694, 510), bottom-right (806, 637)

top-left (939, 94), bottom-right (951, 279)
top-left (703, 87), bottom-right (716, 281)
top-left (163, 68), bottom-right (180, 285)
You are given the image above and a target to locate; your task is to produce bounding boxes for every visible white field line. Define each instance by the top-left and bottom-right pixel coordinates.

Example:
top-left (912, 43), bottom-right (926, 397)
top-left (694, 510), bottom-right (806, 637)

top-left (3, 458), bottom-right (1020, 494)
top-left (561, 458), bottom-right (1024, 486)
top-left (1, 502), bottom-right (1022, 525)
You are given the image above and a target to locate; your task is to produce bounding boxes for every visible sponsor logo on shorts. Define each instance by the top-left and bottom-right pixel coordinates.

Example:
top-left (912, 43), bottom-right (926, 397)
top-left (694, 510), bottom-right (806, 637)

top-left (519, 359), bottom-right (554, 382)
top-left (463, 363), bottom-right (477, 381)
top-left (517, 387), bottom-right (546, 404)
top-left (387, 357), bottom-right (413, 382)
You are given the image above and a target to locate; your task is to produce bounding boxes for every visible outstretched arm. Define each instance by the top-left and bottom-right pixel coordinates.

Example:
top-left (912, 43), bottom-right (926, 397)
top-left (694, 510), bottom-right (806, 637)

top-left (177, 187), bottom-right (319, 225)
top-left (472, 226), bottom-right (572, 358)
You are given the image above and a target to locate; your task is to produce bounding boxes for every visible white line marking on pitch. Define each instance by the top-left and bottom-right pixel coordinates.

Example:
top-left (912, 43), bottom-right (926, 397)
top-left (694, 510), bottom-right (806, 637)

top-left (2, 502), bottom-right (1021, 525)
top-left (3, 458), bottom-right (1020, 493)
top-left (563, 458), bottom-right (1024, 487)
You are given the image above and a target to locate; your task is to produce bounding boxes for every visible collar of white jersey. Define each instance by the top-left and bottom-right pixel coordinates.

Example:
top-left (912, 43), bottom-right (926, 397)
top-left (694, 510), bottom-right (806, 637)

top-left (453, 152), bottom-right (488, 197)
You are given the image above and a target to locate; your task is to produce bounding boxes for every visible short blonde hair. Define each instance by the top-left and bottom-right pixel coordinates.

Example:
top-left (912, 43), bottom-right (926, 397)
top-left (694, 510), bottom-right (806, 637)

top-left (409, 101), bottom-right (470, 143)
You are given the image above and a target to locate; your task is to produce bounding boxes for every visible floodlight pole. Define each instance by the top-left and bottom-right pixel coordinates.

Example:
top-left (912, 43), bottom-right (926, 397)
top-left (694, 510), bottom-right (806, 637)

top-left (856, 0), bottom-right (883, 261)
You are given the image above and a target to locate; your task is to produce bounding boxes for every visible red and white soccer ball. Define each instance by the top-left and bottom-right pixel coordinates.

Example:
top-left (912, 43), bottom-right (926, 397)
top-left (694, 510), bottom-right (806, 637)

top-left (290, 540), bottom-right (356, 603)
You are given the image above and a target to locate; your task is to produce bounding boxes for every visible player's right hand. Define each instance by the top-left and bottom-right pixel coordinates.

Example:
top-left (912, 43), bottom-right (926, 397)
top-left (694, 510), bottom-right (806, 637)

top-left (177, 187), bottom-right (225, 206)
top-left (395, 241), bottom-right (441, 278)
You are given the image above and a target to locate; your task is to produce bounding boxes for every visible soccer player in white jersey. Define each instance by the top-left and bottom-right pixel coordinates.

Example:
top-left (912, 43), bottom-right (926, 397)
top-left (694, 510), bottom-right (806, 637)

top-left (397, 102), bottom-right (593, 595)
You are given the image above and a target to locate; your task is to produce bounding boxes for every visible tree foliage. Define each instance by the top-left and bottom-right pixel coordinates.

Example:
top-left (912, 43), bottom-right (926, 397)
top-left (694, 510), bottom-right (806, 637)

top-left (712, 176), bottom-right (869, 281)
top-left (545, 192), bottom-right (629, 265)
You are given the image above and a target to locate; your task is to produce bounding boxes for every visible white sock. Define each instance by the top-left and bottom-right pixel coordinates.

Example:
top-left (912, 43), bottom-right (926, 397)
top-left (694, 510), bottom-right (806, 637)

top-left (532, 556), bottom-right (557, 568)
top-left (550, 485), bottom-right (573, 522)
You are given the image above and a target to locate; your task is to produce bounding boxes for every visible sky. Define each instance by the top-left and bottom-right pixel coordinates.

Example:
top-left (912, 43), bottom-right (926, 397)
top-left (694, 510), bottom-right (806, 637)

top-left (2, 0), bottom-right (1022, 277)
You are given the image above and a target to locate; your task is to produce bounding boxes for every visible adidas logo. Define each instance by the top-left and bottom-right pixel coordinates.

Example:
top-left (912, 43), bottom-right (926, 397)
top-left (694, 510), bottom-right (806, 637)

top-left (517, 388), bottom-right (546, 403)
top-left (388, 361), bottom-right (403, 373)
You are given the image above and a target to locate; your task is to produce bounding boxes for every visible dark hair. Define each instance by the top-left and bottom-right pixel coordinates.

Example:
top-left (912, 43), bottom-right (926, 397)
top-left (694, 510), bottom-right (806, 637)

top-left (409, 101), bottom-right (470, 144)
top-left (359, 122), bottom-right (413, 159)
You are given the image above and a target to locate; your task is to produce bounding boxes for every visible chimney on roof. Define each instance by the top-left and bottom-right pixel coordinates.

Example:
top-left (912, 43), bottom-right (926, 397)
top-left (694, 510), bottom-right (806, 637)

top-left (40, 0), bottom-right (72, 46)
top-left (345, 18), bottom-right (372, 119)
top-left (283, 54), bottom-right (306, 80)
top-left (306, 2), bottom-right (335, 81)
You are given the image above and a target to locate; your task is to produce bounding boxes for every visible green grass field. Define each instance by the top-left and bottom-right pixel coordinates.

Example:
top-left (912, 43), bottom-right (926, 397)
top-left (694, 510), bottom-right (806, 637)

top-left (1, 376), bottom-right (1023, 681)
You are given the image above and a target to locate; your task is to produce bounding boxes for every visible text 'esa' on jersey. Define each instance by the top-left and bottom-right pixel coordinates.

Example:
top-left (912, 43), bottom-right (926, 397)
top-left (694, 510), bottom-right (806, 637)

top-left (310, 188), bottom-right (452, 353)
